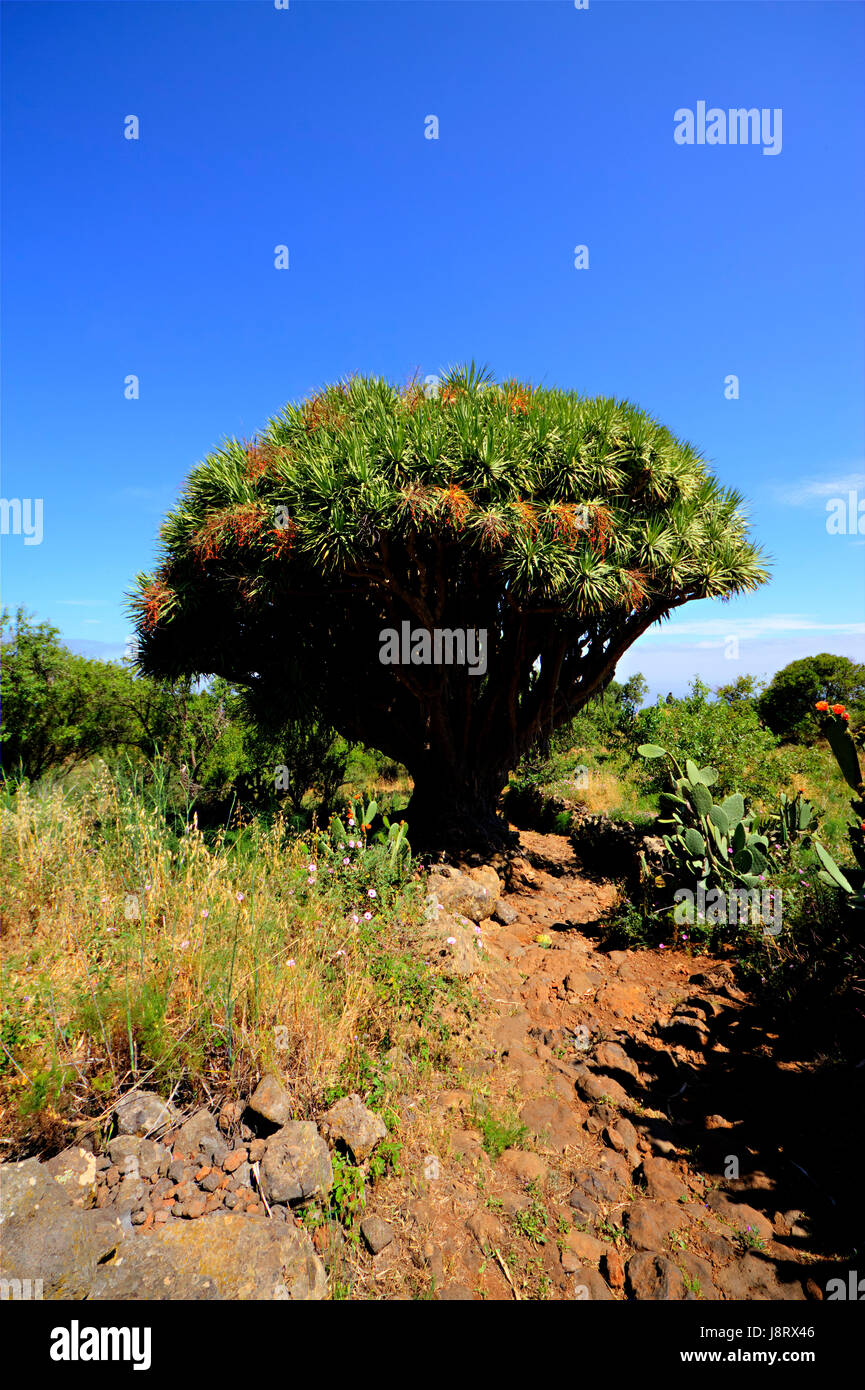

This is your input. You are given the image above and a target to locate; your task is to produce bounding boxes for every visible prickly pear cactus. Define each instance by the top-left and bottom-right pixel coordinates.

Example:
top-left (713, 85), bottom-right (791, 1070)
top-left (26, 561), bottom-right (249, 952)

top-left (812, 704), bottom-right (865, 906)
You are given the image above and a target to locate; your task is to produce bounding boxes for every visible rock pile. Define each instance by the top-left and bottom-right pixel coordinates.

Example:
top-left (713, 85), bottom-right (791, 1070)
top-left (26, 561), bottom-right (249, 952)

top-left (0, 1078), bottom-right (389, 1300)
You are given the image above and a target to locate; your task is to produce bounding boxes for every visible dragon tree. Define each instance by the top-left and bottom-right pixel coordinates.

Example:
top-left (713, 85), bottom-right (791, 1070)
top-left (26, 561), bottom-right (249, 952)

top-left (130, 365), bottom-right (768, 847)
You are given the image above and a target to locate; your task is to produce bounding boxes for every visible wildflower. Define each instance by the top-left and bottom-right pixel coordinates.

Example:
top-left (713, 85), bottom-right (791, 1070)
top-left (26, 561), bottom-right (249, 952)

top-left (307, 877), bottom-right (314, 885)
top-left (815, 700), bottom-right (829, 711)
top-left (336, 949), bottom-right (345, 958)
top-left (351, 914), bottom-right (359, 924)
top-left (348, 817), bottom-right (356, 827)
top-left (308, 863), bottom-right (317, 874)
top-left (446, 936), bottom-right (456, 945)
top-left (842, 711), bottom-right (850, 721)
top-left (659, 943), bottom-right (665, 950)
top-left (364, 911), bottom-right (372, 921)
top-left (201, 909), bottom-right (209, 918)
top-left (368, 889), bottom-right (377, 898)
top-left (343, 857), bottom-right (350, 865)
top-left (831, 703), bottom-right (846, 716)
top-left (287, 958), bottom-right (296, 967)
top-left (473, 925), bottom-right (482, 935)
top-left (348, 840), bottom-right (355, 848)
top-left (236, 892), bottom-right (245, 902)
top-left (179, 939), bottom-right (189, 950)
top-left (100, 895), bottom-right (109, 903)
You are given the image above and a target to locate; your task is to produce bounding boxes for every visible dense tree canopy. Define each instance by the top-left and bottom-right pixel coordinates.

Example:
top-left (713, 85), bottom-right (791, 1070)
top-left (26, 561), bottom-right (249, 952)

top-left (130, 366), bottom-right (768, 844)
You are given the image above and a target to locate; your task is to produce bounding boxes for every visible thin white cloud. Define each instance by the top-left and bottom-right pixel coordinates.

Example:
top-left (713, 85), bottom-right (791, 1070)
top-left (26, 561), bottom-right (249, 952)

top-left (773, 470), bottom-right (865, 506)
top-left (640, 613), bottom-right (865, 643)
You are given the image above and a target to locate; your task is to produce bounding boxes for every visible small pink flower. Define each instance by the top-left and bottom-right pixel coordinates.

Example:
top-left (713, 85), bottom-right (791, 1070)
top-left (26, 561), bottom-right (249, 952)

top-left (364, 911), bottom-right (372, 921)
top-left (100, 895), bottom-right (109, 903)
top-left (308, 863), bottom-right (316, 873)
top-left (343, 857), bottom-right (350, 865)
top-left (351, 914), bottom-right (359, 924)
top-left (348, 817), bottom-right (356, 827)
top-left (287, 958), bottom-right (296, 967)
top-left (659, 943), bottom-right (665, 950)
top-left (336, 949), bottom-right (345, 957)
top-left (446, 936), bottom-right (456, 945)
top-left (201, 909), bottom-right (209, 918)
top-left (236, 892), bottom-right (245, 902)
top-left (473, 925), bottom-right (482, 935)
top-left (368, 889), bottom-right (377, 898)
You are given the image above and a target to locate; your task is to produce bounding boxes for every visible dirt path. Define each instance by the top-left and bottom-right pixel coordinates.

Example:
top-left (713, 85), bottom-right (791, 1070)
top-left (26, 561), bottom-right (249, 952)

top-left (348, 827), bottom-right (852, 1300)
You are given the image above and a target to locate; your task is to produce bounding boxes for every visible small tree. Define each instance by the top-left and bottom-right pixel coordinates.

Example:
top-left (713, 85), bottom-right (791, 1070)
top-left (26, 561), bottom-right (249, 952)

top-left (758, 654), bottom-right (865, 743)
top-left (0, 609), bottom-right (132, 780)
top-left (130, 368), bottom-right (768, 846)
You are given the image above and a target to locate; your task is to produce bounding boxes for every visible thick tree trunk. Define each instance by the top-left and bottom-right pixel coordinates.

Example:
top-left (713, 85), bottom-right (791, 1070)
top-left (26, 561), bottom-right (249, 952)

top-left (403, 755), bottom-right (514, 853)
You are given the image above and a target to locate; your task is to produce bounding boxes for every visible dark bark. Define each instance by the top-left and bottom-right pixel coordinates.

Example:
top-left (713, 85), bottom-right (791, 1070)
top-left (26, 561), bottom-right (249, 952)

top-left (403, 754), bottom-right (515, 852)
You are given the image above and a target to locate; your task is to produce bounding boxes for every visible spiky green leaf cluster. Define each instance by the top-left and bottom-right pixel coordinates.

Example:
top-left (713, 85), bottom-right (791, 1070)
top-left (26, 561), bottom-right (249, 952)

top-left (132, 365), bottom-right (768, 645)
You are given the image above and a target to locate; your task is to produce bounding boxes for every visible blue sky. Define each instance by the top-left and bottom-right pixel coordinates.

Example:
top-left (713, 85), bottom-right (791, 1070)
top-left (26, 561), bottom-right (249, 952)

top-left (2, 0), bottom-right (863, 700)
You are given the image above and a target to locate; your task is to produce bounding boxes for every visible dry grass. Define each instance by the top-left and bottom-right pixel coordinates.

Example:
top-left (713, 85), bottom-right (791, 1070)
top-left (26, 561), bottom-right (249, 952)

top-left (0, 768), bottom-right (439, 1152)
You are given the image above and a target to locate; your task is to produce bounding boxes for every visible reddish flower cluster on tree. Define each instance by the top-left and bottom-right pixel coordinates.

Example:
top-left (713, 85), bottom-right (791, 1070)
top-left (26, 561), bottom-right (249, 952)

top-left (136, 579), bottom-right (174, 632)
top-left (303, 388), bottom-right (348, 434)
top-left (192, 505), bottom-right (266, 564)
top-left (244, 439), bottom-right (271, 481)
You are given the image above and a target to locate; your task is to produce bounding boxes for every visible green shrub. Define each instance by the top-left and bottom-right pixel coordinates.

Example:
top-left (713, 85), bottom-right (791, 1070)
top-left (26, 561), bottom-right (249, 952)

top-left (634, 678), bottom-right (780, 806)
